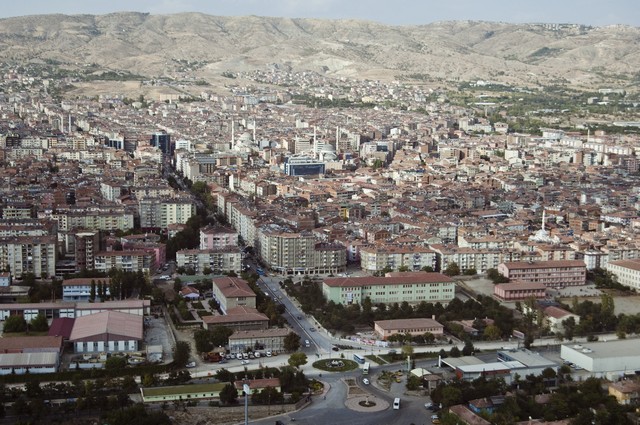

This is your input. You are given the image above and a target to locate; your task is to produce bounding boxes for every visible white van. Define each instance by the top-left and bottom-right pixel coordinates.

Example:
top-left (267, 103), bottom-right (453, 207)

top-left (393, 398), bottom-right (400, 410)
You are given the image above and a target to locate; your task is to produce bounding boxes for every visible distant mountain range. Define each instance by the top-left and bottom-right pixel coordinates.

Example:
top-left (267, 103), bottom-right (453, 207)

top-left (0, 12), bottom-right (638, 90)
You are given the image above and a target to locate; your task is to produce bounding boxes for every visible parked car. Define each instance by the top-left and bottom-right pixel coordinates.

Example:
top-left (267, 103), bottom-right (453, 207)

top-left (266, 351), bottom-right (272, 357)
top-left (185, 361), bottom-right (196, 368)
top-left (254, 352), bottom-right (261, 358)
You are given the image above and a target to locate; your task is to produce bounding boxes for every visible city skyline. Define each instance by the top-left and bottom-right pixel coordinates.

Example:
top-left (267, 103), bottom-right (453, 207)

top-left (0, 0), bottom-right (638, 27)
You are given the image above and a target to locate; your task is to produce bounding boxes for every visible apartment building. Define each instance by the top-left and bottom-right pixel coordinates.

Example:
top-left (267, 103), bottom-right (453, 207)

top-left (176, 248), bottom-right (242, 274)
top-left (138, 198), bottom-right (196, 229)
top-left (200, 226), bottom-right (239, 250)
top-left (51, 210), bottom-right (135, 232)
top-left (258, 227), bottom-right (346, 275)
top-left (497, 260), bottom-right (586, 288)
top-left (360, 245), bottom-right (436, 273)
top-left (73, 231), bottom-right (100, 272)
top-left (93, 250), bottom-right (155, 274)
top-left (0, 235), bottom-right (57, 278)
top-left (430, 244), bottom-right (503, 274)
top-left (322, 271), bottom-right (455, 306)
top-left (606, 259), bottom-right (640, 290)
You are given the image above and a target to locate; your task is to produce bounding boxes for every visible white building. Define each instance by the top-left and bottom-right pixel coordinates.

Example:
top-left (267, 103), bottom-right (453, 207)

top-left (606, 259), bottom-right (640, 290)
top-left (561, 339), bottom-right (640, 378)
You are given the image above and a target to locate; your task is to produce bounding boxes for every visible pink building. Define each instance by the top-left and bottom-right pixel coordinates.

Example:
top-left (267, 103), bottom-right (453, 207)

top-left (200, 226), bottom-right (239, 250)
top-left (374, 318), bottom-right (444, 340)
top-left (497, 260), bottom-right (586, 288)
top-left (494, 282), bottom-right (547, 301)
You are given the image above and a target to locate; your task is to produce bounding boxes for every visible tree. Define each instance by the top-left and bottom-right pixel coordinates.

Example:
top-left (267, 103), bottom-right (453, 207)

top-left (283, 332), bottom-right (301, 352)
top-left (29, 313), bottom-right (49, 332)
top-left (90, 279), bottom-right (96, 302)
top-left (449, 346), bottom-right (461, 357)
top-left (421, 266), bottom-right (434, 272)
top-left (3, 315), bottom-right (26, 333)
top-left (444, 262), bottom-right (460, 277)
top-left (288, 352), bottom-right (308, 369)
top-left (483, 325), bottom-right (501, 340)
top-left (219, 383), bottom-right (238, 405)
top-left (173, 341), bottom-right (191, 368)
top-left (462, 340), bottom-right (475, 356)
top-left (105, 356), bottom-right (127, 370)
top-left (401, 345), bottom-right (414, 358)
top-left (487, 268), bottom-right (509, 283)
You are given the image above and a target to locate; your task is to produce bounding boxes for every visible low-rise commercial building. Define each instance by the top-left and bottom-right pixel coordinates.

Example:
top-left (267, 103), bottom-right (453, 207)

top-left (69, 311), bottom-right (143, 353)
top-left (228, 328), bottom-right (291, 353)
top-left (374, 318), bottom-right (444, 340)
top-left (561, 339), bottom-right (640, 378)
top-left (493, 281), bottom-right (547, 301)
top-left (202, 306), bottom-right (269, 332)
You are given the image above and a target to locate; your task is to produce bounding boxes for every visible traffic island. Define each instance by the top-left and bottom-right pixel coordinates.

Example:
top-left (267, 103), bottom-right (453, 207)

top-left (343, 378), bottom-right (389, 412)
top-left (312, 358), bottom-right (359, 372)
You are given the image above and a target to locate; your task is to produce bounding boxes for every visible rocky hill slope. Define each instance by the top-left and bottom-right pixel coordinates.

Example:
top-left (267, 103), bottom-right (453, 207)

top-left (0, 12), bottom-right (638, 90)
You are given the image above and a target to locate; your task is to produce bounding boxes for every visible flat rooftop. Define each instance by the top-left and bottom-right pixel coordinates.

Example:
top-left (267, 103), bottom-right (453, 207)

top-left (498, 349), bottom-right (558, 368)
top-left (562, 339), bottom-right (640, 359)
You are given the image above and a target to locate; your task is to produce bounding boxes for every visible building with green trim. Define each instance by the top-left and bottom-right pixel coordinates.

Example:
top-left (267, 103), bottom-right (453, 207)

top-left (140, 382), bottom-right (226, 403)
top-left (321, 271), bottom-right (455, 306)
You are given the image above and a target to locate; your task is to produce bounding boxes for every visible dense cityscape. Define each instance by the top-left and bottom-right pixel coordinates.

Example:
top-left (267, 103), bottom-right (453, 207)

top-left (1, 12), bottom-right (640, 425)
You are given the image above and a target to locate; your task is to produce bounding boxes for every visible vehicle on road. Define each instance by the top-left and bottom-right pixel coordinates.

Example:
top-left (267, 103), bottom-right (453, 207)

top-left (393, 398), bottom-right (400, 410)
top-left (425, 402), bottom-right (433, 409)
top-left (431, 414), bottom-right (440, 420)
top-left (309, 327), bottom-right (316, 332)
top-left (185, 361), bottom-right (196, 368)
top-left (362, 378), bottom-right (369, 385)
top-left (304, 339), bottom-right (310, 347)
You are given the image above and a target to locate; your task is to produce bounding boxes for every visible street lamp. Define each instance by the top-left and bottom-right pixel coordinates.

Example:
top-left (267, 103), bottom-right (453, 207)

top-left (243, 383), bottom-right (250, 425)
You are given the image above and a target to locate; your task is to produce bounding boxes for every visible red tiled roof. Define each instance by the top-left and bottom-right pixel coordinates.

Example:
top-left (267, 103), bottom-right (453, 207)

top-left (48, 318), bottom-right (75, 339)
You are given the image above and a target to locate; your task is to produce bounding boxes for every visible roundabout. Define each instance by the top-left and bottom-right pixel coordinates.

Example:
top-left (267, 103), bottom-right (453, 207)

top-left (312, 358), bottom-right (359, 372)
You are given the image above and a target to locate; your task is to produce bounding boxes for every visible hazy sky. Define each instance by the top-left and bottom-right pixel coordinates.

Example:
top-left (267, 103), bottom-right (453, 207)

top-left (0, 0), bottom-right (638, 27)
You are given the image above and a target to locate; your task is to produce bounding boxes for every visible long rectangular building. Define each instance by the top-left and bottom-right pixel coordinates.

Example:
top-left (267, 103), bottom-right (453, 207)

top-left (322, 271), bottom-right (455, 306)
top-left (497, 260), bottom-right (586, 288)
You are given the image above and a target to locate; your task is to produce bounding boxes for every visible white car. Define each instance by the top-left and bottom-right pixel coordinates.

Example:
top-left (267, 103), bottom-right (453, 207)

top-left (266, 351), bottom-right (272, 357)
top-left (362, 378), bottom-right (370, 385)
top-left (240, 360), bottom-right (250, 365)
top-left (236, 353), bottom-right (243, 360)
top-left (185, 361), bottom-right (196, 368)
top-left (254, 352), bottom-right (261, 358)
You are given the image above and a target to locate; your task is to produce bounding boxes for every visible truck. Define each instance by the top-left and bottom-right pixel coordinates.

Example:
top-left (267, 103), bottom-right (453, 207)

top-left (202, 351), bottom-right (223, 362)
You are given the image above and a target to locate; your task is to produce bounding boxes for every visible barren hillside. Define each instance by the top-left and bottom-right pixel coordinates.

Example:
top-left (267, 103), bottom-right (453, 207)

top-left (0, 12), bottom-right (638, 90)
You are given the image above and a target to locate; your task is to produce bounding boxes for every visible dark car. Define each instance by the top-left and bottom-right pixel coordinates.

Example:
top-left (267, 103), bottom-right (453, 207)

top-left (332, 346), bottom-right (340, 351)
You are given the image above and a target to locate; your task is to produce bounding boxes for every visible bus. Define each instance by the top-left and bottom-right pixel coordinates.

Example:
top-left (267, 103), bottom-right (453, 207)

top-left (353, 353), bottom-right (365, 364)
top-left (363, 362), bottom-right (370, 375)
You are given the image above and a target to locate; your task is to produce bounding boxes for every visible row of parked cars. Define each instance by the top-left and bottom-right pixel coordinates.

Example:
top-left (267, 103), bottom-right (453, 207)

top-left (224, 351), bottom-right (276, 361)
